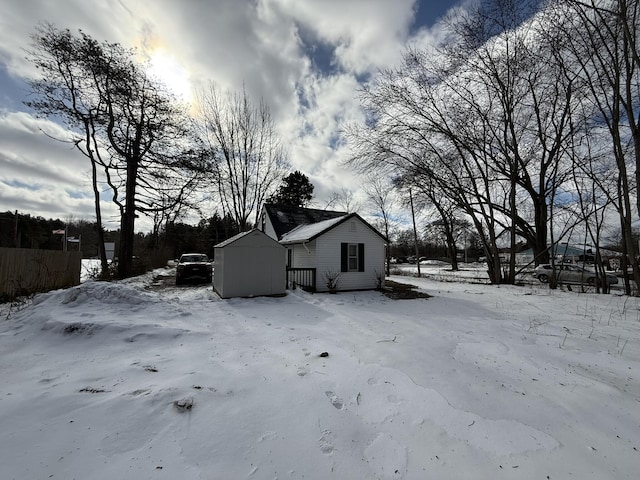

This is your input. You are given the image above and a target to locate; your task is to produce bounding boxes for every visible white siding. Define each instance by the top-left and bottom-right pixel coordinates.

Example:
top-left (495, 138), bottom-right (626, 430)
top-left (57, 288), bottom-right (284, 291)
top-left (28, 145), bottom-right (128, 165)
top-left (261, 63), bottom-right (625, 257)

top-left (213, 248), bottom-right (225, 296)
top-left (261, 209), bottom-right (279, 240)
top-left (213, 230), bottom-right (286, 298)
top-left (314, 218), bottom-right (385, 292)
top-left (290, 241), bottom-right (316, 269)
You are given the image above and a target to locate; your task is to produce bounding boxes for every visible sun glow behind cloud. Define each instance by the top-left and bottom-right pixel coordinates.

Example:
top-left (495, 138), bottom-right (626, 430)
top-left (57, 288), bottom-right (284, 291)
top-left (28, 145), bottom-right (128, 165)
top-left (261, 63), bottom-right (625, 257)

top-left (147, 48), bottom-right (192, 102)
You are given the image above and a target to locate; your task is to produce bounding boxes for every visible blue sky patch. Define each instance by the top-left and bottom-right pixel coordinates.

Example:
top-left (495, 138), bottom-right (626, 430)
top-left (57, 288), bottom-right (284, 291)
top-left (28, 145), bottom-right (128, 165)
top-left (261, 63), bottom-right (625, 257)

top-left (4, 179), bottom-right (41, 191)
top-left (296, 22), bottom-right (339, 75)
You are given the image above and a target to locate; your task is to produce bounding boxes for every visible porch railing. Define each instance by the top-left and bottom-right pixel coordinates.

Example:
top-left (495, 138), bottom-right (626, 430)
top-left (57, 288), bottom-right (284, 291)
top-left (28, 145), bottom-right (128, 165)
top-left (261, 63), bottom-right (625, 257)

top-left (286, 267), bottom-right (316, 292)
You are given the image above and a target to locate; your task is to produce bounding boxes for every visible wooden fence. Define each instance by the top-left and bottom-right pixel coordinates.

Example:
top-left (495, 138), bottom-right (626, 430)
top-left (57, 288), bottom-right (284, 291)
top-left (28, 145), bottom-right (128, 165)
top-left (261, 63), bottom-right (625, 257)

top-left (0, 247), bottom-right (81, 300)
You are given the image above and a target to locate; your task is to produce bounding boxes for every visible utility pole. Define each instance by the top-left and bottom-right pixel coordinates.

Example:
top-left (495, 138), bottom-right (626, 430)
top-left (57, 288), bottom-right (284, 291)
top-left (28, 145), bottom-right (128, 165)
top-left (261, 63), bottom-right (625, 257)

top-left (410, 189), bottom-right (421, 277)
top-left (13, 210), bottom-right (18, 247)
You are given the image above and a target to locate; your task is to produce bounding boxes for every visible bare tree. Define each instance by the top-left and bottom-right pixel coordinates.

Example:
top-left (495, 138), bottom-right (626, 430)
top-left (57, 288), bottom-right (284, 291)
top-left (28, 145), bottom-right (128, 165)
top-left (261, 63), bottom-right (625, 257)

top-left (409, 177), bottom-right (467, 271)
top-left (347, 0), bottom-right (598, 285)
top-left (567, 0), bottom-right (640, 216)
top-left (362, 174), bottom-right (397, 275)
top-left (26, 25), bottom-right (112, 276)
top-left (347, 54), bottom-right (512, 283)
top-left (555, 0), bottom-right (640, 292)
top-left (26, 23), bottom-right (202, 278)
top-left (443, 0), bottom-right (584, 280)
top-left (325, 187), bottom-right (362, 213)
top-left (569, 155), bottom-right (617, 293)
top-left (196, 84), bottom-right (289, 231)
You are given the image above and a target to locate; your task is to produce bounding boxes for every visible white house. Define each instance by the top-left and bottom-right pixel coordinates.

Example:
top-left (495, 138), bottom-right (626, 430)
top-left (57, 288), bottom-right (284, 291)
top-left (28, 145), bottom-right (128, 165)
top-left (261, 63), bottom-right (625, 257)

top-left (261, 204), bottom-right (387, 292)
top-left (213, 229), bottom-right (286, 299)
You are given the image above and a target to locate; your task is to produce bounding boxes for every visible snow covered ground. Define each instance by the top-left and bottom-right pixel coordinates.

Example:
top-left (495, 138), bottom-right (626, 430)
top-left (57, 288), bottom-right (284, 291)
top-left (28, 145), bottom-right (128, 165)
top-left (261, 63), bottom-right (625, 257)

top-left (1, 268), bottom-right (638, 479)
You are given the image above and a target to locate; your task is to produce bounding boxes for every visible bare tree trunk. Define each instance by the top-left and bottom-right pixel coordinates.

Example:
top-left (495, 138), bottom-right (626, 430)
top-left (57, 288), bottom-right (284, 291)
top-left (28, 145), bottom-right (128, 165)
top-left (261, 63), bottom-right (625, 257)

top-left (118, 156), bottom-right (139, 278)
top-left (409, 189), bottom-right (421, 277)
top-left (89, 154), bottom-right (109, 276)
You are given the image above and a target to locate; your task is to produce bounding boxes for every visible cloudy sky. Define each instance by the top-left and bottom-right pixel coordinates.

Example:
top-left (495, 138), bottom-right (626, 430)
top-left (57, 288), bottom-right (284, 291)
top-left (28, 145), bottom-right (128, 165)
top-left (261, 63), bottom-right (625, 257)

top-left (0, 0), bottom-right (465, 230)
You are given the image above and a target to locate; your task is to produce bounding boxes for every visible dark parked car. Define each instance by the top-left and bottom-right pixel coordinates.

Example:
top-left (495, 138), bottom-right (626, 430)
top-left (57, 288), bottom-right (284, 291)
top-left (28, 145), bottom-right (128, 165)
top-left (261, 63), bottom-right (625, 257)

top-left (176, 253), bottom-right (212, 285)
top-left (534, 263), bottom-right (618, 286)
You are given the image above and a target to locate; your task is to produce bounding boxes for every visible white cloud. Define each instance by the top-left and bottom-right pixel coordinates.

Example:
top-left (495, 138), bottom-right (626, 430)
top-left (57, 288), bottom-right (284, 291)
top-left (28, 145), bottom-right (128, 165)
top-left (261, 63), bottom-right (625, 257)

top-left (0, 0), bottom-right (455, 228)
top-left (0, 110), bottom-right (121, 227)
top-left (261, 0), bottom-right (417, 74)
top-left (0, 110), bottom-right (83, 183)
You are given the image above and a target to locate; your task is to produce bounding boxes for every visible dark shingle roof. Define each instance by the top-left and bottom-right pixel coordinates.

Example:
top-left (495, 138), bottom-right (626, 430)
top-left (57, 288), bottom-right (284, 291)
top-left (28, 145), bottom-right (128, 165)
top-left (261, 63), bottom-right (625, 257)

top-left (263, 204), bottom-right (347, 240)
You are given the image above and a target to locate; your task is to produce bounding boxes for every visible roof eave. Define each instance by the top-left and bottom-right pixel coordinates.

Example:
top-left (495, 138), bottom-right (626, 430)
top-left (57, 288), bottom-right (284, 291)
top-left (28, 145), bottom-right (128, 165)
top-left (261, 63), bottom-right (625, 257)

top-left (279, 213), bottom-right (388, 245)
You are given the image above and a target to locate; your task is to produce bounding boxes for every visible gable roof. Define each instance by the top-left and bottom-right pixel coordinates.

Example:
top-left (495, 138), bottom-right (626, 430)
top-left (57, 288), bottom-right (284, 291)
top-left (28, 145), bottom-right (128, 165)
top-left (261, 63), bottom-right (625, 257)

top-left (263, 203), bottom-right (347, 240)
top-left (280, 215), bottom-right (349, 243)
top-left (214, 229), bottom-right (284, 249)
top-left (279, 212), bottom-right (388, 244)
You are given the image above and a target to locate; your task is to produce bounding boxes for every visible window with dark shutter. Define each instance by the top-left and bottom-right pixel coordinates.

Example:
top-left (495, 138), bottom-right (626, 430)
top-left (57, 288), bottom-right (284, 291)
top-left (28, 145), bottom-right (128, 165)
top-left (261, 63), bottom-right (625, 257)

top-left (342, 242), bottom-right (365, 272)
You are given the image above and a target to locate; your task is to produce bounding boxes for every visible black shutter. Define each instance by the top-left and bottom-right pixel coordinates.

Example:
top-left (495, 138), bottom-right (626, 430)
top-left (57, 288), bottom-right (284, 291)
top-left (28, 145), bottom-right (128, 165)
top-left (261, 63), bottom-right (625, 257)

top-left (341, 243), bottom-right (348, 272)
top-left (358, 243), bottom-right (365, 272)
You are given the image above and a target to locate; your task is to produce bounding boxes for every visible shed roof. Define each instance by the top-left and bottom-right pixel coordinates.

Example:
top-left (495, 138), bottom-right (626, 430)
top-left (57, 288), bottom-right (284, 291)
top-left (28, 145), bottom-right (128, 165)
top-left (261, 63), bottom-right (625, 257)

top-left (215, 229), bottom-right (284, 249)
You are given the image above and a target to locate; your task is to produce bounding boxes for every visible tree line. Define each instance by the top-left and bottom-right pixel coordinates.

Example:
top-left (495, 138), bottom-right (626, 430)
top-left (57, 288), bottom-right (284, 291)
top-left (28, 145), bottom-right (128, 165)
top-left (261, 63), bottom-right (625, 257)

top-left (0, 209), bottom-right (488, 272)
top-left (0, 210), bottom-right (242, 266)
top-left (346, 0), bottom-right (640, 294)
top-left (1, 164), bottom-right (316, 269)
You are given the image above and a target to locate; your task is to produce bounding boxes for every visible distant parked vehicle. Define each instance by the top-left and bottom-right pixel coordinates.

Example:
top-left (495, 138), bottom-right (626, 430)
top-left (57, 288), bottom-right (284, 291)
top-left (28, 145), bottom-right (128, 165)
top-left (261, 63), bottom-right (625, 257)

top-left (534, 264), bottom-right (618, 286)
top-left (176, 253), bottom-right (212, 285)
top-left (419, 259), bottom-right (447, 266)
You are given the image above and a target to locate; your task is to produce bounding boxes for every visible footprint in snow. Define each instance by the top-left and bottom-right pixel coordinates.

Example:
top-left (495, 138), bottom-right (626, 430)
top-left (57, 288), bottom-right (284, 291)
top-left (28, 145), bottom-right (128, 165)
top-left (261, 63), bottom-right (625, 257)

top-left (325, 390), bottom-right (344, 410)
top-left (318, 429), bottom-right (335, 454)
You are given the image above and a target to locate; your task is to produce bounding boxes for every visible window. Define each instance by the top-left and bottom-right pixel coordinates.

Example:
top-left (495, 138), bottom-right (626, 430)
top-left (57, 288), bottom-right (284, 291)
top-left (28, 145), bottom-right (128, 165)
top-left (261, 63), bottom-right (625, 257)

top-left (348, 244), bottom-right (358, 271)
top-left (341, 243), bottom-right (365, 272)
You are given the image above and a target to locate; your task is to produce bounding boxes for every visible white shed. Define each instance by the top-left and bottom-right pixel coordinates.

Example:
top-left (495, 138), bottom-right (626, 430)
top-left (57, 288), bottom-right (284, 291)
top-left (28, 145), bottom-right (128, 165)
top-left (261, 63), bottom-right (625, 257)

top-left (213, 229), bottom-right (286, 299)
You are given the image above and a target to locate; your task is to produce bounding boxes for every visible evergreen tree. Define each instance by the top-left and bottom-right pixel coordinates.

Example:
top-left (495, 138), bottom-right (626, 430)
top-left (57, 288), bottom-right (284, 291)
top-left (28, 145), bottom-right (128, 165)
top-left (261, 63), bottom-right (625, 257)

top-left (268, 171), bottom-right (314, 206)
